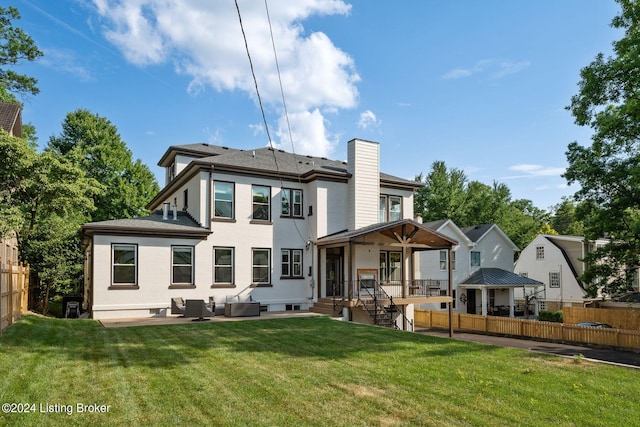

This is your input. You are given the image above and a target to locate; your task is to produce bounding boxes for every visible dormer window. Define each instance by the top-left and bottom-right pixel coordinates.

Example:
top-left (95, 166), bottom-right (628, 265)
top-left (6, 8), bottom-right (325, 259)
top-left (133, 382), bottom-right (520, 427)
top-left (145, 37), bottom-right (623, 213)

top-left (169, 162), bottom-right (176, 182)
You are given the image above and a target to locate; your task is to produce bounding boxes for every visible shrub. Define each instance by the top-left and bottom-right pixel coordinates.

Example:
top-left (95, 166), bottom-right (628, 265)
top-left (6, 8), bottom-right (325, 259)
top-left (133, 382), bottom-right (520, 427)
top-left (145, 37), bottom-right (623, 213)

top-left (539, 310), bottom-right (563, 323)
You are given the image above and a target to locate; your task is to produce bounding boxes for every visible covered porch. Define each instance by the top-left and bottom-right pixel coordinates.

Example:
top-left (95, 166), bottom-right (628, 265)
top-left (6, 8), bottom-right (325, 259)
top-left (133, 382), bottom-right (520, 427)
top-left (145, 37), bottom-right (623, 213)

top-left (315, 219), bottom-right (458, 331)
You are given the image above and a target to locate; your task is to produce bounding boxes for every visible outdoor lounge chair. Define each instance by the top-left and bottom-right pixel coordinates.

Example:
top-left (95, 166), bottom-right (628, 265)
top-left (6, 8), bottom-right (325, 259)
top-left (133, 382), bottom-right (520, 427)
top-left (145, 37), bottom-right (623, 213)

top-left (171, 297), bottom-right (186, 315)
top-left (185, 299), bottom-right (214, 321)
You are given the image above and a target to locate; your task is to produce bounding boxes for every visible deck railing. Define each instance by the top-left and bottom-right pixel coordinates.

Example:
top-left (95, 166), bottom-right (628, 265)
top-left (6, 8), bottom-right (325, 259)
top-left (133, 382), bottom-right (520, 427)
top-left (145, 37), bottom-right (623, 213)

top-left (345, 279), bottom-right (449, 300)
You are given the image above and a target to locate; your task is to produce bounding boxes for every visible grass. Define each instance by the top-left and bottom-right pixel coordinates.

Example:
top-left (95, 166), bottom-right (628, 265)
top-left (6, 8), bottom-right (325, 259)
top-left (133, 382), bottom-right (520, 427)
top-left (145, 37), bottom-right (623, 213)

top-left (0, 315), bottom-right (638, 426)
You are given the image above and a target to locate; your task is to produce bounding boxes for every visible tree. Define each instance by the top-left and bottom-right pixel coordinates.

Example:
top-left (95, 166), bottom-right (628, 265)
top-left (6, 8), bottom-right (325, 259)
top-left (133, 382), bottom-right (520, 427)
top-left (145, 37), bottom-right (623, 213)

top-left (0, 130), bottom-right (100, 312)
top-left (414, 161), bottom-right (549, 252)
top-left (49, 109), bottom-right (160, 222)
top-left (0, 129), bottom-right (33, 237)
top-left (550, 198), bottom-right (584, 236)
top-left (0, 6), bottom-right (43, 97)
top-left (414, 161), bottom-right (468, 224)
top-left (564, 0), bottom-right (640, 296)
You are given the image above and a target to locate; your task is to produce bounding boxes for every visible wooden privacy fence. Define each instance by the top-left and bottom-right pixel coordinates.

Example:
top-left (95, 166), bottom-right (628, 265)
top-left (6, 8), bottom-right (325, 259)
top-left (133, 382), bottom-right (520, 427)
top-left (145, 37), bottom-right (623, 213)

top-left (0, 261), bottom-right (30, 334)
top-left (563, 306), bottom-right (640, 330)
top-left (415, 309), bottom-right (640, 350)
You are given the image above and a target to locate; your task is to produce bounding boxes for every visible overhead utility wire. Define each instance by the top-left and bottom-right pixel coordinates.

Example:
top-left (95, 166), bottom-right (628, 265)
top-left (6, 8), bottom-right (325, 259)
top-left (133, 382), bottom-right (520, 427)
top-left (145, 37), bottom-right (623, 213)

top-left (263, 0), bottom-right (316, 242)
top-left (234, 0), bottom-right (311, 244)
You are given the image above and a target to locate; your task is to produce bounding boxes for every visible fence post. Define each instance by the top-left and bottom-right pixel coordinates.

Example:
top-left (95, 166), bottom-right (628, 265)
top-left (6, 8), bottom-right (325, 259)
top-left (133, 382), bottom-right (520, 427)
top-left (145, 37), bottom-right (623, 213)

top-left (22, 264), bottom-right (29, 315)
top-left (7, 260), bottom-right (13, 326)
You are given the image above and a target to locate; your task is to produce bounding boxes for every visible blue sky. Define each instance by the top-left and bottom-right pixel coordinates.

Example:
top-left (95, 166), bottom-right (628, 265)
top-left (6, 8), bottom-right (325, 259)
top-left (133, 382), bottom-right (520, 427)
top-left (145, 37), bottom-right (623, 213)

top-left (13, 0), bottom-right (621, 211)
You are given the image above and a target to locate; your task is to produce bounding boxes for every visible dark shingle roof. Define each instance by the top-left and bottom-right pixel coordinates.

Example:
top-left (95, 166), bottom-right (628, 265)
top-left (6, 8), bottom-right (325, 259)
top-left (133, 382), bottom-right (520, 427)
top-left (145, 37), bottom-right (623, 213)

top-left (158, 143), bottom-right (239, 167)
top-left (422, 219), bottom-right (448, 231)
top-left (160, 143), bottom-right (421, 188)
top-left (461, 268), bottom-right (543, 286)
top-left (462, 224), bottom-right (493, 242)
top-left (83, 210), bottom-right (211, 239)
top-left (0, 102), bottom-right (21, 136)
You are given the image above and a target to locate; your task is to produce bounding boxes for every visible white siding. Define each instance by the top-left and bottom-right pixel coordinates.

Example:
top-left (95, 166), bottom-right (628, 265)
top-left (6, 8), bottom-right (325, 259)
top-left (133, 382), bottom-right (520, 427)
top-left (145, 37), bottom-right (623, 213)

top-left (513, 235), bottom-right (586, 304)
top-left (348, 139), bottom-right (379, 230)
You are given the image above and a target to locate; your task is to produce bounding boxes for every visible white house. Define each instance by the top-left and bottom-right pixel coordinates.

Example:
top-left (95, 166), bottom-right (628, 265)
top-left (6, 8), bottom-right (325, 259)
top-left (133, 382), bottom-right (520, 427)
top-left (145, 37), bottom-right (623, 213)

top-left (83, 138), bottom-right (457, 329)
top-left (514, 234), bottom-right (610, 311)
top-left (418, 221), bottom-right (542, 317)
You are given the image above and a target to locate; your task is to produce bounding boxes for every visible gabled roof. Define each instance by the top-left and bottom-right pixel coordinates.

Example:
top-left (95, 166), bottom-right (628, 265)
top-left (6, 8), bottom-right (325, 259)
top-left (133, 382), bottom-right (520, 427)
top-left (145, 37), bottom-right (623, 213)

top-left (316, 219), bottom-right (458, 249)
top-left (462, 223), bottom-right (519, 251)
top-left (82, 210), bottom-right (211, 239)
top-left (423, 218), bottom-right (474, 247)
top-left (462, 224), bottom-right (494, 242)
top-left (0, 102), bottom-right (22, 137)
top-left (460, 268), bottom-right (543, 287)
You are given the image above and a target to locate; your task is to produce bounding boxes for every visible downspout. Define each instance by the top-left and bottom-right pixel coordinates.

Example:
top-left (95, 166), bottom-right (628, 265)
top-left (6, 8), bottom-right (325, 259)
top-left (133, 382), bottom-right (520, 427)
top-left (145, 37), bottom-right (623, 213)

top-left (448, 246), bottom-right (453, 338)
top-left (208, 169), bottom-right (213, 231)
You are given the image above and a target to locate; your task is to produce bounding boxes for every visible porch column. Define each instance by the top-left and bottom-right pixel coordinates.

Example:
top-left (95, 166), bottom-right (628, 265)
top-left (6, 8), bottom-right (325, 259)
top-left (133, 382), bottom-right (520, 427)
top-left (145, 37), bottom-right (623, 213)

top-left (508, 288), bottom-right (515, 317)
top-left (481, 287), bottom-right (488, 316)
top-left (534, 300), bottom-right (539, 317)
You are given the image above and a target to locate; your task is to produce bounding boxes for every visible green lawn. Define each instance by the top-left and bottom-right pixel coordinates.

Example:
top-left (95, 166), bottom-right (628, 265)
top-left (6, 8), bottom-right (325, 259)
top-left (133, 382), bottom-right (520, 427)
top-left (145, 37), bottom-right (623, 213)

top-left (0, 315), bottom-right (638, 426)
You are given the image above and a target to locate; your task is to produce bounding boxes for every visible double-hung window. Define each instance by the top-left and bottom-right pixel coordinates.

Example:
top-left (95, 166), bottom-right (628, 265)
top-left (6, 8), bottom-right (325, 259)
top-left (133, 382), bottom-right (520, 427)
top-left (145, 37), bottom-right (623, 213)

top-left (252, 248), bottom-right (271, 285)
top-left (470, 251), bottom-right (481, 267)
top-left (252, 185), bottom-right (271, 221)
top-left (439, 250), bottom-right (456, 271)
top-left (112, 244), bottom-right (137, 286)
top-left (213, 247), bottom-right (234, 285)
top-left (379, 195), bottom-right (402, 222)
top-left (213, 181), bottom-right (234, 219)
top-left (282, 249), bottom-right (303, 278)
top-left (549, 272), bottom-right (560, 288)
top-left (172, 246), bottom-right (194, 285)
top-left (281, 188), bottom-right (303, 218)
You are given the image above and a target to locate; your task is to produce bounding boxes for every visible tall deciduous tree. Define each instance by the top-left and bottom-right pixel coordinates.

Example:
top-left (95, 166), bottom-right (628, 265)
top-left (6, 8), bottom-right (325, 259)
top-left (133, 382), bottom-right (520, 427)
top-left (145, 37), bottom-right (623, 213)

top-left (414, 161), bottom-right (468, 224)
top-left (564, 0), bottom-right (640, 296)
top-left (49, 109), bottom-right (160, 222)
top-left (0, 6), bottom-right (43, 97)
top-left (414, 161), bottom-right (549, 251)
top-left (0, 130), bottom-right (100, 311)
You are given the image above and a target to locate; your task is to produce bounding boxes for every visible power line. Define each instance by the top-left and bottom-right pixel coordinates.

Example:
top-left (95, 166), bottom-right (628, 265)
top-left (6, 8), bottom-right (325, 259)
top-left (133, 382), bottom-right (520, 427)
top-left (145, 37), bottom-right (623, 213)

top-left (234, 0), bottom-right (313, 244)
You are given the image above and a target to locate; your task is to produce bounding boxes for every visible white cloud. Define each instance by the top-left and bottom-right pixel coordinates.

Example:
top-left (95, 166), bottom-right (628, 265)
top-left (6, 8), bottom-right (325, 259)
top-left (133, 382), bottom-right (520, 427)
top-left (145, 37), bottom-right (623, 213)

top-left (91, 0), bottom-right (357, 157)
top-left (442, 68), bottom-right (473, 80)
top-left (443, 58), bottom-right (530, 80)
top-left (40, 48), bottom-right (94, 81)
top-left (492, 60), bottom-right (531, 79)
top-left (249, 123), bottom-right (264, 135)
top-left (502, 164), bottom-right (566, 179)
top-left (273, 109), bottom-right (337, 157)
top-left (357, 110), bottom-right (380, 129)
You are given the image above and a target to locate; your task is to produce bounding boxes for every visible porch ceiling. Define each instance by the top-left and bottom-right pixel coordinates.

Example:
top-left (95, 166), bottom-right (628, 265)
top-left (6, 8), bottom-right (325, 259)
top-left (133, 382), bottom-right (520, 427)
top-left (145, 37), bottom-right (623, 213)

top-left (315, 219), bottom-right (458, 249)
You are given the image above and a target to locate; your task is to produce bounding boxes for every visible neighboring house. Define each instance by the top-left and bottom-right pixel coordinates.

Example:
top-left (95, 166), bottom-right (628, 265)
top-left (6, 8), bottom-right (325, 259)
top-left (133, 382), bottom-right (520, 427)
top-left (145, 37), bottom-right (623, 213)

top-left (0, 233), bottom-right (19, 267)
top-left (514, 234), bottom-right (611, 311)
top-left (83, 138), bottom-right (457, 329)
top-left (0, 101), bottom-right (23, 137)
top-left (419, 221), bottom-right (542, 317)
top-left (0, 102), bottom-right (22, 268)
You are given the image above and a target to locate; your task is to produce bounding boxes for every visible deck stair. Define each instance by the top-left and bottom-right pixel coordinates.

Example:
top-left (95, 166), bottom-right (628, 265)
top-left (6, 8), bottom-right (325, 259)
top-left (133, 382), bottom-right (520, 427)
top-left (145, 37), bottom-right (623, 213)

top-left (360, 298), bottom-right (395, 328)
top-left (310, 297), bottom-right (343, 316)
